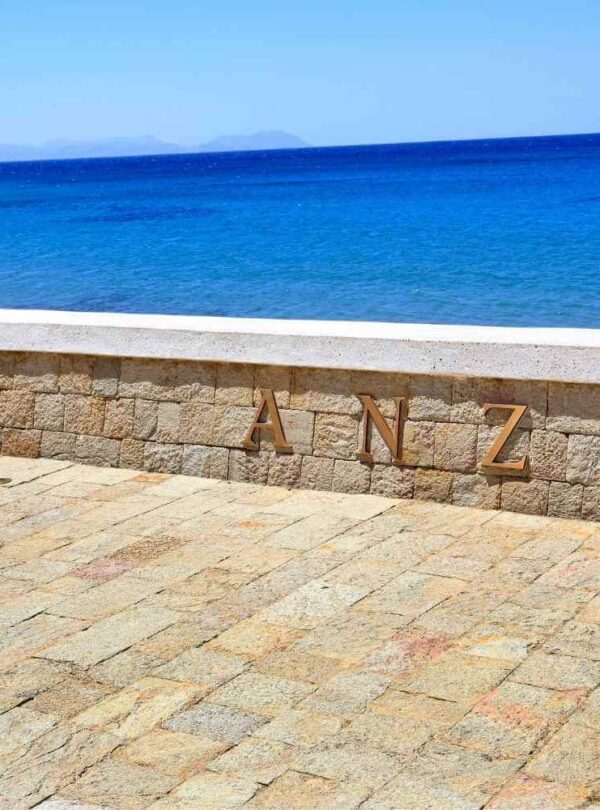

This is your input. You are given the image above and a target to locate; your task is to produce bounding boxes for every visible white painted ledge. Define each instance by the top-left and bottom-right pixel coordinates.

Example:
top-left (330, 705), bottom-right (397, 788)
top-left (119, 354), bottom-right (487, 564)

top-left (1, 309), bottom-right (600, 383)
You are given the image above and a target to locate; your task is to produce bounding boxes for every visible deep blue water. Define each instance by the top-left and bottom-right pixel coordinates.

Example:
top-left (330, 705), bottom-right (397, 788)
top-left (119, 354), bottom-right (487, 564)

top-left (1, 133), bottom-right (600, 326)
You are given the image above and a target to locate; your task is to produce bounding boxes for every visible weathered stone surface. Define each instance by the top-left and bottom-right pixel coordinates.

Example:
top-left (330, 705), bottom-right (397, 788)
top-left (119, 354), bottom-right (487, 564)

top-left (120, 438), bottom-right (145, 470)
top-left (291, 367), bottom-right (361, 415)
top-left (548, 481), bottom-right (583, 519)
top-left (0, 353), bottom-right (16, 389)
top-left (452, 472), bottom-right (500, 509)
top-left (452, 378), bottom-right (546, 428)
top-left (267, 453), bottom-right (302, 488)
top-left (41, 430), bottom-right (76, 460)
top-left (548, 381), bottom-right (600, 435)
top-left (529, 429), bottom-right (568, 481)
top-left (92, 357), bottom-right (120, 397)
top-left (370, 464), bottom-right (414, 499)
top-left (408, 375), bottom-right (452, 422)
top-left (260, 409), bottom-right (314, 456)
top-left (476, 425), bottom-right (530, 468)
top-left (144, 443), bottom-right (183, 474)
top-left (155, 402), bottom-right (180, 443)
top-left (14, 354), bottom-right (60, 393)
top-left (501, 478), bottom-right (550, 515)
top-left (120, 358), bottom-right (215, 402)
top-left (228, 450), bottom-right (270, 484)
top-left (566, 434), bottom-right (600, 485)
top-left (403, 421), bottom-right (435, 467)
top-left (34, 393), bottom-right (65, 431)
top-left (299, 455), bottom-right (334, 491)
top-left (64, 395), bottom-right (105, 436)
top-left (434, 422), bottom-right (478, 472)
top-left (75, 435), bottom-right (121, 467)
top-left (254, 365), bottom-right (291, 408)
top-left (182, 445), bottom-right (229, 479)
top-left (216, 363), bottom-right (254, 405)
top-left (179, 403), bottom-right (254, 448)
top-left (314, 413), bottom-right (358, 460)
top-left (414, 469), bottom-right (453, 503)
top-left (332, 459), bottom-right (371, 494)
top-left (351, 371), bottom-right (409, 418)
top-left (133, 399), bottom-right (158, 440)
top-left (2, 428), bottom-right (41, 457)
top-left (104, 398), bottom-right (135, 439)
top-left (582, 486), bottom-right (600, 521)
top-left (59, 356), bottom-right (94, 394)
top-left (0, 389), bottom-right (35, 428)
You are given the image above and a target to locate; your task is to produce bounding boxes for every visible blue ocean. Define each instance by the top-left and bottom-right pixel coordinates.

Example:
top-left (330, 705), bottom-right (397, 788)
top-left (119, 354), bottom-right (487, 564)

top-left (1, 133), bottom-right (599, 327)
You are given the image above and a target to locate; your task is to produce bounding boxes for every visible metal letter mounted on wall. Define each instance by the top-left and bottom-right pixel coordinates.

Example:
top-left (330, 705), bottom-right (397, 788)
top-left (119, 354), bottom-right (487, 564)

top-left (243, 389), bottom-right (293, 453)
top-left (357, 394), bottom-right (407, 464)
top-left (481, 403), bottom-right (529, 473)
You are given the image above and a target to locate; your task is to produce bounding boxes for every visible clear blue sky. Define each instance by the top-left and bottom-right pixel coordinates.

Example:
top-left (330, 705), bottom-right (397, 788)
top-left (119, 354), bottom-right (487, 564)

top-left (1, 0), bottom-right (598, 147)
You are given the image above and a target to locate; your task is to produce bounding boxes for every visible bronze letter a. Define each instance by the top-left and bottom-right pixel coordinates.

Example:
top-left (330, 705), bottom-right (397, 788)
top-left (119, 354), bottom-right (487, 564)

top-left (243, 389), bottom-right (293, 453)
top-left (357, 394), bottom-right (406, 464)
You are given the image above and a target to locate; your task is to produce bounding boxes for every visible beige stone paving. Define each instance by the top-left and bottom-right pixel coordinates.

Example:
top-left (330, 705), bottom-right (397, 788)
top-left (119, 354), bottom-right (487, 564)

top-left (0, 457), bottom-right (600, 809)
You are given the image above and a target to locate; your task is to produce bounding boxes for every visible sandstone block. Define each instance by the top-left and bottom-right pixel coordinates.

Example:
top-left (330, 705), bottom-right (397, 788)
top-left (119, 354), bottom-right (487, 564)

top-left (34, 393), bottom-right (65, 431)
top-left (59, 355), bottom-right (93, 394)
top-left (370, 464), bottom-right (414, 499)
top-left (0, 353), bottom-right (15, 389)
top-left (103, 398), bottom-right (134, 439)
top-left (314, 413), bottom-right (358, 459)
top-left (548, 381), bottom-right (600, 435)
top-left (435, 422), bottom-right (478, 472)
top-left (0, 389), bottom-right (35, 428)
top-left (582, 487), bottom-right (600, 522)
top-left (40, 430), bottom-right (76, 460)
top-left (144, 442), bottom-right (183, 474)
top-left (529, 429), bottom-right (567, 481)
top-left (452, 473), bottom-right (500, 509)
top-left (228, 450), bottom-right (270, 484)
top-left (180, 403), bottom-right (254, 448)
top-left (414, 469), bottom-right (453, 502)
top-left (260, 410), bottom-right (314, 455)
top-left (403, 421), bottom-right (435, 467)
top-left (351, 370), bottom-right (409, 418)
top-left (268, 454), bottom-right (303, 488)
top-left (254, 365), bottom-right (291, 407)
top-left (451, 378), bottom-right (546, 428)
top-left (75, 435), bottom-right (121, 467)
top-left (155, 402), bottom-right (180, 443)
top-left (182, 445), bottom-right (229, 479)
top-left (120, 437), bottom-right (145, 470)
top-left (133, 399), bottom-right (158, 440)
top-left (566, 434), bottom-right (600, 485)
top-left (216, 363), bottom-right (254, 405)
top-left (291, 367), bottom-right (361, 415)
top-left (14, 354), bottom-right (60, 393)
top-left (64, 395), bottom-right (105, 436)
top-left (476, 425), bottom-right (530, 469)
top-left (547, 481), bottom-right (583, 519)
top-left (408, 375), bottom-right (452, 422)
top-left (299, 456), bottom-right (334, 491)
top-left (92, 356), bottom-right (120, 397)
top-left (2, 428), bottom-right (41, 458)
top-left (120, 358), bottom-right (215, 402)
top-left (332, 459), bottom-right (371, 494)
top-left (501, 478), bottom-right (549, 515)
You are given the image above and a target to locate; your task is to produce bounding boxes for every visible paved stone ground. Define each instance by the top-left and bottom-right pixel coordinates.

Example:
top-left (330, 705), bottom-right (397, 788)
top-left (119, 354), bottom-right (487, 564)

top-left (1, 458), bottom-right (600, 809)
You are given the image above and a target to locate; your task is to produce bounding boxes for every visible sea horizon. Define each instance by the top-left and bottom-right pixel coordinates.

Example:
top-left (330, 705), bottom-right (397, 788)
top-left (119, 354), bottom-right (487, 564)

top-left (2, 131), bottom-right (600, 329)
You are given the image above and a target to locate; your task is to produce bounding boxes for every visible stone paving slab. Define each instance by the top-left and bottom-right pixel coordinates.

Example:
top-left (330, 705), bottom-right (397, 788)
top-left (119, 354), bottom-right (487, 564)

top-left (0, 456), bottom-right (600, 808)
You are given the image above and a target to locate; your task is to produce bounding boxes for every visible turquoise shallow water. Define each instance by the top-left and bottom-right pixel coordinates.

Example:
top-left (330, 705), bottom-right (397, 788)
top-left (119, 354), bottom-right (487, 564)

top-left (1, 133), bottom-right (599, 326)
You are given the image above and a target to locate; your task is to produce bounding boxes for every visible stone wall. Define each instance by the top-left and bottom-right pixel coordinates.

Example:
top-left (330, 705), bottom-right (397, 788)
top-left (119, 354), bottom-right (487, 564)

top-left (0, 350), bottom-right (599, 520)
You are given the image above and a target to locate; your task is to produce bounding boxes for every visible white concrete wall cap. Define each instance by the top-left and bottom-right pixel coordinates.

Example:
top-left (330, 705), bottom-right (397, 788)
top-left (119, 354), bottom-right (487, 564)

top-left (1, 308), bottom-right (599, 383)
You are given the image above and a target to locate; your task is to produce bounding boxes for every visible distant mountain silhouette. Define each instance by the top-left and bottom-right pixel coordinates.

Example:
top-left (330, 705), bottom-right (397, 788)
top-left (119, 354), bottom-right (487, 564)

top-left (197, 130), bottom-right (309, 152)
top-left (0, 131), bottom-right (309, 162)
